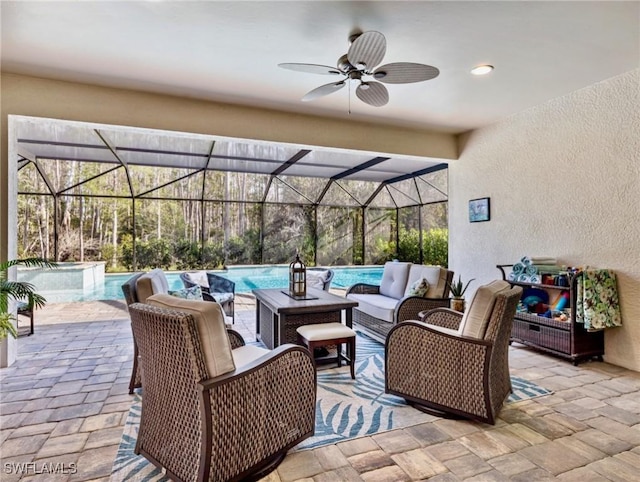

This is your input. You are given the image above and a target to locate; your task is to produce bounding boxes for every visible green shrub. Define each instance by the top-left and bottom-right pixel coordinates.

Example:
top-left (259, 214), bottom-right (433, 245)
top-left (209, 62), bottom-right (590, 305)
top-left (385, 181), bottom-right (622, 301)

top-left (373, 227), bottom-right (448, 266)
top-left (423, 228), bottom-right (448, 267)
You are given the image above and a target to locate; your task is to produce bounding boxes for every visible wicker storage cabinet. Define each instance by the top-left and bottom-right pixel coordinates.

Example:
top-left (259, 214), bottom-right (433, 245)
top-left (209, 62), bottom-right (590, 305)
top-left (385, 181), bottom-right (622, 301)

top-left (498, 265), bottom-right (604, 365)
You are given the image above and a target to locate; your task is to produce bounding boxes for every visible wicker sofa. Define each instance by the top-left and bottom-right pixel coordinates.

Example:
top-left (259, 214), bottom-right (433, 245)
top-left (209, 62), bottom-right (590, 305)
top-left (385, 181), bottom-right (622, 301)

top-left (128, 295), bottom-right (316, 481)
top-left (346, 262), bottom-right (453, 342)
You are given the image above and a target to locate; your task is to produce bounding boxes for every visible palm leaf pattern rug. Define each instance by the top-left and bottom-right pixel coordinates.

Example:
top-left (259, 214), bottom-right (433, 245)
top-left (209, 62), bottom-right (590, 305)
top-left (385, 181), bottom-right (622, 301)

top-left (111, 331), bottom-right (551, 481)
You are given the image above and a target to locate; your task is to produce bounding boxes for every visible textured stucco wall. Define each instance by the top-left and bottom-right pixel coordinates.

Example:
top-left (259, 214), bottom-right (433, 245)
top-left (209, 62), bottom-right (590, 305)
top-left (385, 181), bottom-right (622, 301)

top-left (451, 69), bottom-right (640, 371)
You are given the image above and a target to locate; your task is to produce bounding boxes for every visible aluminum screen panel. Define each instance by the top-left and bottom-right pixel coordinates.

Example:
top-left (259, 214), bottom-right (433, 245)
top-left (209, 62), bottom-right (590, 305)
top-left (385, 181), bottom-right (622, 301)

top-left (205, 158), bottom-right (278, 175)
top-left (283, 164), bottom-right (346, 179)
top-left (335, 180), bottom-right (381, 205)
top-left (18, 163), bottom-right (50, 194)
top-left (22, 145), bottom-right (116, 164)
top-left (204, 172), bottom-right (270, 201)
top-left (213, 140), bottom-right (299, 160)
top-left (277, 175), bottom-right (327, 202)
top-left (16, 118), bottom-right (103, 146)
top-left (13, 116), bottom-right (448, 203)
top-left (101, 128), bottom-right (213, 156)
top-left (117, 150), bottom-right (208, 170)
top-left (301, 150), bottom-right (374, 170)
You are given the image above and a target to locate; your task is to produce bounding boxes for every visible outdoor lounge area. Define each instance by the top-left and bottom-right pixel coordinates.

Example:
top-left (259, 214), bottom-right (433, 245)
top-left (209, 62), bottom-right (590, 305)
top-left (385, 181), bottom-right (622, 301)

top-left (2, 296), bottom-right (640, 481)
top-left (2, 2), bottom-right (640, 482)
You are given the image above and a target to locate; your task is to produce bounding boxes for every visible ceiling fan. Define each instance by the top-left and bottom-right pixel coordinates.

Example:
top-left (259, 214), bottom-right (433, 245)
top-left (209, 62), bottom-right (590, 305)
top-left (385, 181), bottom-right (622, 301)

top-left (279, 30), bottom-right (439, 107)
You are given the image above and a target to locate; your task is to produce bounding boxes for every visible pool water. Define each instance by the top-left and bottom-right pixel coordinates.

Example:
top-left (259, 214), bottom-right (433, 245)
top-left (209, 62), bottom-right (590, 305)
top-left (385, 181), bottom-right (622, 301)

top-left (40, 265), bottom-right (384, 303)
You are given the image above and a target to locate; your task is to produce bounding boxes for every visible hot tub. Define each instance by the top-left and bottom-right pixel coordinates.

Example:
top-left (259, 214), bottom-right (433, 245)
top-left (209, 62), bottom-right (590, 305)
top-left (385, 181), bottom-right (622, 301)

top-left (18, 261), bottom-right (106, 292)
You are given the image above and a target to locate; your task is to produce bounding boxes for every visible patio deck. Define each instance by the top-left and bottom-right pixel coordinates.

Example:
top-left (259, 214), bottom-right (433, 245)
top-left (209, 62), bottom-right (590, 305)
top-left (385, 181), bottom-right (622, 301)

top-left (2, 295), bottom-right (640, 481)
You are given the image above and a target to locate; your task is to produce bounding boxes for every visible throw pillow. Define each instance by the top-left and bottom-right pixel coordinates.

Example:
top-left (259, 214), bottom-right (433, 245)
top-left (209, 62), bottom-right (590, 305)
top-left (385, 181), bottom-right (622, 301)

top-left (168, 285), bottom-right (203, 301)
top-left (408, 278), bottom-right (430, 297)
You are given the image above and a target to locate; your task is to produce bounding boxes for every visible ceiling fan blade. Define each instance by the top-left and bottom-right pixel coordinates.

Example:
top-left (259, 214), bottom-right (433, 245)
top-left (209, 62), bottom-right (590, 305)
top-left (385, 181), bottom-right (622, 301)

top-left (302, 81), bottom-right (346, 101)
top-left (356, 81), bottom-right (389, 107)
top-left (348, 31), bottom-right (386, 71)
top-left (373, 62), bottom-right (440, 84)
top-left (278, 63), bottom-right (344, 75)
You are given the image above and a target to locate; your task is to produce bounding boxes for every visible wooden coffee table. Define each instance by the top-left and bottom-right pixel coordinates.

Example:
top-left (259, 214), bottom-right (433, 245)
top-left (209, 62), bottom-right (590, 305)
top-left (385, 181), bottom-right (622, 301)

top-left (253, 288), bottom-right (358, 349)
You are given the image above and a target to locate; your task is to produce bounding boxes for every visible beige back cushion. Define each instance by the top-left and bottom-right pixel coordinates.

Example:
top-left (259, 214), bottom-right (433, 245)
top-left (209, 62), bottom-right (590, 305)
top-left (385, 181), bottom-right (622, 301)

top-left (186, 271), bottom-right (209, 288)
top-left (379, 262), bottom-right (412, 300)
top-left (136, 268), bottom-right (170, 302)
top-left (307, 270), bottom-right (329, 289)
top-left (146, 294), bottom-right (236, 378)
top-left (460, 280), bottom-right (511, 339)
top-left (404, 265), bottom-right (448, 298)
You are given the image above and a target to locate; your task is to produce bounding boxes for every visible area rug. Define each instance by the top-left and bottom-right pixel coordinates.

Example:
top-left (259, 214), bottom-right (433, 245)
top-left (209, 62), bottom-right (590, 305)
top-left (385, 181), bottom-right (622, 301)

top-left (111, 332), bottom-right (552, 481)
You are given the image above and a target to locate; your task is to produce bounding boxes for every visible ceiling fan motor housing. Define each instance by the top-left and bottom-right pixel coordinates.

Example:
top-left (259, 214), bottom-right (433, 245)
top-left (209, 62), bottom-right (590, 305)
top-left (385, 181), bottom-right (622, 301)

top-left (337, 54), bottom-right (354, 72)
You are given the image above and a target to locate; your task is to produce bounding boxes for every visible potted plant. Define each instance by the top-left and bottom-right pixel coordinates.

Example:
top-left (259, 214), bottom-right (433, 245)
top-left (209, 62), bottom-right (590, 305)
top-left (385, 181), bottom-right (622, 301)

top-left (0, 257), bottom-right (56, 339)
top-left (447, 275), bottom-right (475, 313)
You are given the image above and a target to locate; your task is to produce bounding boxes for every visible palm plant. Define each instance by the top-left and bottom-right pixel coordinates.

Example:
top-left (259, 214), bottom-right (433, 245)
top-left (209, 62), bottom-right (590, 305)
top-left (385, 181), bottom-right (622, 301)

top-left (447, 275), bottom-right (475, 299)
top-left (0, 257), bottom-right (57, 339)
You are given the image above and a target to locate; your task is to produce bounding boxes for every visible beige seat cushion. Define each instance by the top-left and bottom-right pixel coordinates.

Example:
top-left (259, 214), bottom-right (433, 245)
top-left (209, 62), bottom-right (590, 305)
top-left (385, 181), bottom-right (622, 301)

top-left (211, 292), bottom-right (234, 304)
top-left (347, 293), bottom-right (398, 323)
top-left (404, 265), bottom-right (449, 298)
top-left (136, 268), bottom-right (170, 302)
top-left (146, 294), bottom-right (235, 378)
top-left (297, 322), bottom-right (355, 341)
top-left (232, 345), bottom-right (270, 368)
top-left (459, 280), bottom-right (511, 339)
top-left (379, 262), bottom-right (411, 300)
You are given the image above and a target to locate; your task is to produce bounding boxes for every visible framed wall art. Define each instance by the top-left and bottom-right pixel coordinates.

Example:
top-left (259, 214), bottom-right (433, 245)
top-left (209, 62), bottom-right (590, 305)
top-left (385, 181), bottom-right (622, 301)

top-left (469, 197), bottom-right (490, 222)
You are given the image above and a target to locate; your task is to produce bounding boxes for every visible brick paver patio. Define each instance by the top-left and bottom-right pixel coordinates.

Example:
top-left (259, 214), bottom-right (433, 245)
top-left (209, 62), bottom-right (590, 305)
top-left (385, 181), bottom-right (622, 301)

top-left (2, 294), bottom-right (640, 481)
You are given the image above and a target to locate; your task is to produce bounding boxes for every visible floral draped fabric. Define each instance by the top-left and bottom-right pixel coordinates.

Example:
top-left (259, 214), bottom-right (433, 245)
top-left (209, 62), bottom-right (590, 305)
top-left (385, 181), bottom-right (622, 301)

top-left (575, 269), bottom-right (622, 331)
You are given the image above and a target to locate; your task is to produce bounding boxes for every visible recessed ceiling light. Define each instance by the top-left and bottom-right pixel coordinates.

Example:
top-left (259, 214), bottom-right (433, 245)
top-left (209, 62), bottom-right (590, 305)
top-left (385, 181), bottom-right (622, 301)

top-left (471, 65), bottom-right (494, 76)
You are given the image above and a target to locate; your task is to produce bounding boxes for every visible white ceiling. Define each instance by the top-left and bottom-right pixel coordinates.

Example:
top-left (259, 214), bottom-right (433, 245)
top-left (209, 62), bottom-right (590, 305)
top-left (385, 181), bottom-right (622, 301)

top-left (2, 1), bottom-right (638, 134)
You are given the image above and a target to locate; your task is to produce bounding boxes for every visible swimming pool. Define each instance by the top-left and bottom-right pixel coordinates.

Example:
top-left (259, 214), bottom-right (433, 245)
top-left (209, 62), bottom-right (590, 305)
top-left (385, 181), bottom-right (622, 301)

top-left (40, 265), bottom-right (384, 303)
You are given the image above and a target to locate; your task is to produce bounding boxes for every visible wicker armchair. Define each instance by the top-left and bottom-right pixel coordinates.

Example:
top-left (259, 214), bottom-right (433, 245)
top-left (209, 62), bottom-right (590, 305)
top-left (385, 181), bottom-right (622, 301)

top-left (121, 271), bottom-right (244, 394)
top-left (181, 271), bottom-right (235, 323)
top-left (346, 263), bottom-right (454, 342)
top-left (385, 281), bottom-right (523, 425)
top-left (128, 300), bottom-right (316, 482)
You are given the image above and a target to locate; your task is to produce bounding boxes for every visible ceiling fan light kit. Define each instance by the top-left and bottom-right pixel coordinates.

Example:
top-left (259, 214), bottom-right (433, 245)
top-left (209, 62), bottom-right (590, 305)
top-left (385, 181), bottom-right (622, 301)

top-left (279, 30), bottom-right (440, 107)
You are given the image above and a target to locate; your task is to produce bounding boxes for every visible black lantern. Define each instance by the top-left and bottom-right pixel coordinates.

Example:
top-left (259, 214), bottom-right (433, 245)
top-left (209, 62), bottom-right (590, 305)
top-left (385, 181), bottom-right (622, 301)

top-left (289, 253), bottom-right (307, 298)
